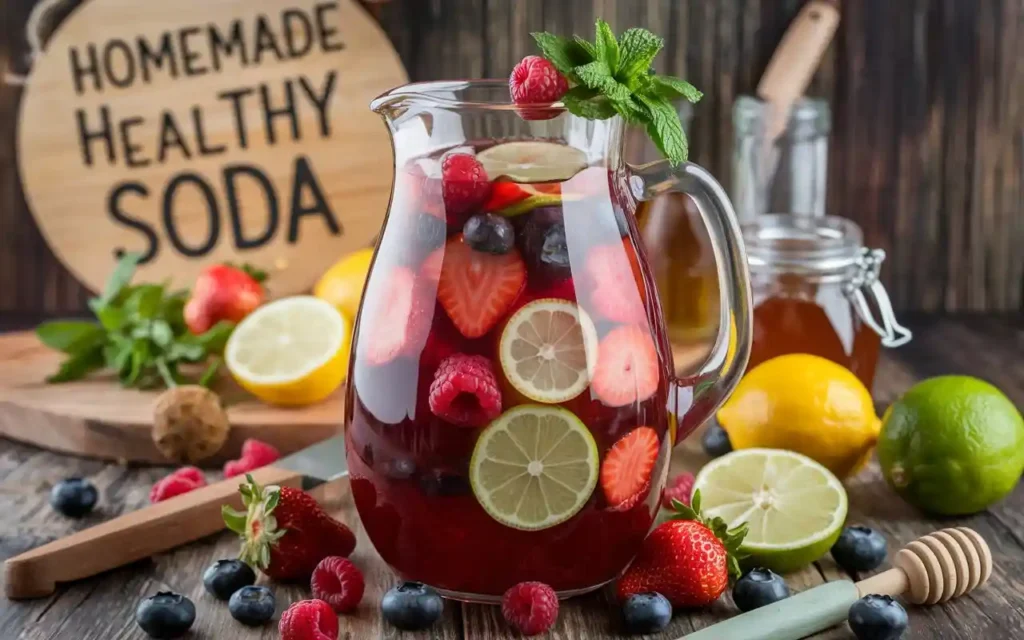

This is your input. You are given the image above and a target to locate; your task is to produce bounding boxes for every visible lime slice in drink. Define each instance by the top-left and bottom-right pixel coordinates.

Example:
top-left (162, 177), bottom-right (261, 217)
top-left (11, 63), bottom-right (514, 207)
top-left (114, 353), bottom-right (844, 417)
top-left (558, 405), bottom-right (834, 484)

top-left (470, 405), bottom-right (599, 531)
top-left (499, 299), bottom-right (598, 404)
top-left (692, 448), bottom-right (848, 573)
top-left (478, 141), bottom-right (588, 183)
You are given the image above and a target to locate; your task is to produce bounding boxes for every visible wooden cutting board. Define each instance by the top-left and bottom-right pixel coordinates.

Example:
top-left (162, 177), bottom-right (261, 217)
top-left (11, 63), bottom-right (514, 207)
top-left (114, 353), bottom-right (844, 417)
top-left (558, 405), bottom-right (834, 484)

top-left (0, 331), bottom-right (342, 464)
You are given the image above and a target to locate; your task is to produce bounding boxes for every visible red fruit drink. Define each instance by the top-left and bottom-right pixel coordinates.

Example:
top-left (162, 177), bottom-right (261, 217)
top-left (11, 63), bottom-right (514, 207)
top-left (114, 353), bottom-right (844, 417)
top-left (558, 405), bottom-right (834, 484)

top-left (345, 140), bottom-right (678, 601)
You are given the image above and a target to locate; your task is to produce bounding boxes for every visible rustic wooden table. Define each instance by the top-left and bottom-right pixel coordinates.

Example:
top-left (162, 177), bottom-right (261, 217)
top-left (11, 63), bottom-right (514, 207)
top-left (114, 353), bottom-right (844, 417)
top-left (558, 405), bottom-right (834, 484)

top-left (2, 316), bottom-right (1023, 639)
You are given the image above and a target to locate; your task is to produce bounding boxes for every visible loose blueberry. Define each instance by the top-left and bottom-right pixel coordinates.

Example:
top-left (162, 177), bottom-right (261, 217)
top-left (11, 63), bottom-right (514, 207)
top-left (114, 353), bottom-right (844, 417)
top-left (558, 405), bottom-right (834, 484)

top-left (382, 581), bottom-right (444, 631)
top-left (848, 594), bottom-right (908, 640)
top-left (732, 568), bottom-right (791, 612)
top-left (464, 213), bottom-right (515, 255)
top-left (228, 585), bottom-right (276, 627)
top-left (135, 592), bottom-right (196, 639)
top-left (701, 421), bottom-right (733, 458)
top-left (49, 477), bottom-right (98, 518)
top-left (522, 218), bottom-right (571, 280)
top-left (202, 559), bottom-right (256, 601)
top-left (419, 469), bottom-right (471, 496)
top-left (621, 592), bottom-right (672, 634)
top-left (832, 526), bottom-right (888, 573)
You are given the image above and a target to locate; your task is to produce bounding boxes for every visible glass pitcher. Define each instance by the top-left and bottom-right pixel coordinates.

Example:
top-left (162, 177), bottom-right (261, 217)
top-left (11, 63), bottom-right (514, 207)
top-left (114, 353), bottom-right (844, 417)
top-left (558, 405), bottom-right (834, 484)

top-left (345, 80), bottom-right (752, 602)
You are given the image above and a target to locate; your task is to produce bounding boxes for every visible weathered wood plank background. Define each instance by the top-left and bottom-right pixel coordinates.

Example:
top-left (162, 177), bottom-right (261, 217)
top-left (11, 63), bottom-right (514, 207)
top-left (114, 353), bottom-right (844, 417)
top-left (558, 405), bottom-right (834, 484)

top-left (1, 0), bottom-right (1022, 321)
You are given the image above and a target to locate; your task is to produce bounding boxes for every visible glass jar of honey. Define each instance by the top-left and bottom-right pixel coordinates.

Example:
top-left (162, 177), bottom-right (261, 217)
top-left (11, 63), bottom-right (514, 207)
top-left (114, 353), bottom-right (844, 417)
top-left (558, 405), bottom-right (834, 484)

top-left (743, 215), bottom-right (911, 389)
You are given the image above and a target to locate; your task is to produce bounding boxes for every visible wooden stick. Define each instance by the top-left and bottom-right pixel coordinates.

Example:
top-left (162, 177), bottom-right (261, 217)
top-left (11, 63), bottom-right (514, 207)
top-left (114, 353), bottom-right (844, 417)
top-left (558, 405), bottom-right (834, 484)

top-left (4, 466), bottom-right (301, 599)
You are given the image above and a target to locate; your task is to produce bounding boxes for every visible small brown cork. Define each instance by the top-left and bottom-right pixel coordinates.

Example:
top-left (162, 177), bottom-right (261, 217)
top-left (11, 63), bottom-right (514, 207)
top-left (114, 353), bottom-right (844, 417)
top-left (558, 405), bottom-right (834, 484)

top-left (152, 385), bottom-right (230, 463)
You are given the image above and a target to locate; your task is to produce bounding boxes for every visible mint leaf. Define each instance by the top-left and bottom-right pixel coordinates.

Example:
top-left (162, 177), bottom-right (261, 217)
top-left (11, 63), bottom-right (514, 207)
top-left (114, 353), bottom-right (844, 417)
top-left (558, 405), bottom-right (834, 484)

top-left (532, 32), bottom-right (589, 81)
top-left (611, 94), bottom-right (648, 125)
top-left (48, 343), bottom-right (105, 383)
top-left (638, 93), bottom-right (688, 165)
top-left (617, 28), bottom-right (664, 81)
top-left (594, 19), bottom-right (619, 74)
top-left (652, 75), bottom-right (703, 103)
top-left (36, 321), bottom-right (104, 354)
top-left (93, 252), bottom-right (140, 308)
top-left (561, 86), bottom-right (617, 119)
top-left (573, 35), bottom-right (597, 60)
top-left (574, 61), bottom-right (632, 104)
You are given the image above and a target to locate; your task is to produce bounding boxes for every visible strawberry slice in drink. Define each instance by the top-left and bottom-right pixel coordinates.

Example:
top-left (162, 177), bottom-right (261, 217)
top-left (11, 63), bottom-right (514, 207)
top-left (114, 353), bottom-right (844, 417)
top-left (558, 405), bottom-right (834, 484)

top-left (591, 325), bottom-right (660, 407)
top-left (437, 235), bottom-right (526, 338)
top-left (585, 240), bottom-right (649, 326)
top-left (601, 426), bottom-right (660, 511)
top-left (362, 266), bottom-right (432, 365)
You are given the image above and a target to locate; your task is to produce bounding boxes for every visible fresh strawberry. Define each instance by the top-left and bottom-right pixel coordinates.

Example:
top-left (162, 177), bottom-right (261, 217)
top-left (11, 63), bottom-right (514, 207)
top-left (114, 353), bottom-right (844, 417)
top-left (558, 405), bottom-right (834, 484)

top-left (662, 471), bottom-right (695, 510)
top-left (510, 56), bottom-right (569, 120)
top-left (501, 581), bottom-right (559, 636)
top-left (224, 474), bottom-right (356, 582)
top-left (224, 439), bottom-right (281, 478)
top-left (150, 467), bottom-right (207, 503)
top-left (184, 264), bottom-right (265, 334)
top-left (585, 240), bottom-right (648, 326)
top-left (363, 266), bottom-right (431, 365)
top-left (591, 325), bottom-right (660, 407)
top-left (279, 599), bottom-right (339, 640)
top-left (601, 426), bottom-right (659, 510)
top-left (311, 556), bottom-right (364, 613)
top-left (617, 491), bottom-right (748, 607)
top-left (441, 153), bottom-right (491, 222)
top-left (437, 236), bottom-right (526, 338)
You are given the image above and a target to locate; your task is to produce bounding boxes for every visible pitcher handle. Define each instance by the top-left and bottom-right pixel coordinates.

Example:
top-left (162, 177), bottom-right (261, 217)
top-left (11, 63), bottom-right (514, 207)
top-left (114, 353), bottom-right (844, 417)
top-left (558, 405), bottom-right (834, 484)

top-left (629, 161), bottom-right (753, 445)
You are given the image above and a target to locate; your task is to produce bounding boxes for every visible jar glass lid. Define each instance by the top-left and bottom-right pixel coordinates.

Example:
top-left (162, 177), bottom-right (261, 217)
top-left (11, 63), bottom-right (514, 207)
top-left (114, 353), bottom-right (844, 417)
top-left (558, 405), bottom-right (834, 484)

top-left (742, 214), bottom-right (863, 274)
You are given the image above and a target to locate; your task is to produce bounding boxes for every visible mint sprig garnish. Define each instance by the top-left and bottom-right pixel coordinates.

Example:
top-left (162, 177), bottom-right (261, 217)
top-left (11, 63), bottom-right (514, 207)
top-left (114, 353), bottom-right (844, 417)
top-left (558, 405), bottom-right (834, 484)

top-left (532, 20), bottom-right (703, 165)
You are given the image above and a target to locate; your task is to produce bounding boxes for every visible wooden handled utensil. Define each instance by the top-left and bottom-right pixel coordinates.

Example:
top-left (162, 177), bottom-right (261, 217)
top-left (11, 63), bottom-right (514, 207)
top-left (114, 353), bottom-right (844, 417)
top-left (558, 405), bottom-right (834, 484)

top-left (683, 527), bottom-right (992, 640)
top-left (4, 435), bottom-right (347, 599)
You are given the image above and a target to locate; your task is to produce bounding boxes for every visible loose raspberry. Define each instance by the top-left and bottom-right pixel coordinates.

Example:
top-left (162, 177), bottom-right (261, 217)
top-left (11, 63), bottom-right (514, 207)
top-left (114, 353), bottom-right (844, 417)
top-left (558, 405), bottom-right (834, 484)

top-left (279, 599), bottom-right (339, 640)
top-left (428, 354), bottom-right (502, 427)
top-left (150, 468), bottom-right (206, 503)
top-left (311, 557), bottom-right (365, 613)
top-left (441, 153), bottom-right (490, 222)
top-left (171, 466), bottom-right (205, 485)
top-left (501, 581), bottom-right (559, 636)
top-left (223, 439), bottom-right (280, 478)
top-left (241, 439), bottom-right (280, 467)
top-left (661, 471), bottom-right (695, 510)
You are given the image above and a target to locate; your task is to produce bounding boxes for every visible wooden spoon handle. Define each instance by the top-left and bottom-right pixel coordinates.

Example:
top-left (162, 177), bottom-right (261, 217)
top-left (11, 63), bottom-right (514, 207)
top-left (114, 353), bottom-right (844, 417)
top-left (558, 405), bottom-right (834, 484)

top-left (3, 466), bottom-right (301, 599)
top-left (757, 0), bottom-right (840, 140)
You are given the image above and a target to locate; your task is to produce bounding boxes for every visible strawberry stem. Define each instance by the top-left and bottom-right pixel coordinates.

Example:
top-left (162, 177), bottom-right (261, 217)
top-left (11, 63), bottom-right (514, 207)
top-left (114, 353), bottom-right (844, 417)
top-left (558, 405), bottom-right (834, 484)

top-left (669, 488), bottom-right (750, 578)
top-left (221, 473), bottom-right (288, 570)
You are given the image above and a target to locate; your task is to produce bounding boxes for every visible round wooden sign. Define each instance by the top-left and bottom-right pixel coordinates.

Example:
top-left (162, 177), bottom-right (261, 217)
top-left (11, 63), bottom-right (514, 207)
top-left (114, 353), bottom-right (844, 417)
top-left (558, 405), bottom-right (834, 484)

top-left (17, 0), bottom-right (407, 295)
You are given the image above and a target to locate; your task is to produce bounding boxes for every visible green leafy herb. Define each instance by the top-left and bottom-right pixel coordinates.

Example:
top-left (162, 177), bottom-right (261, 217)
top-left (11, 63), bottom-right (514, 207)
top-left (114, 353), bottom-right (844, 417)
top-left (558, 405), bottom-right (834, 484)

top-left (531, 19), bottom-right (703, 165)
top-left (35, 253), bottom-right (233, 390)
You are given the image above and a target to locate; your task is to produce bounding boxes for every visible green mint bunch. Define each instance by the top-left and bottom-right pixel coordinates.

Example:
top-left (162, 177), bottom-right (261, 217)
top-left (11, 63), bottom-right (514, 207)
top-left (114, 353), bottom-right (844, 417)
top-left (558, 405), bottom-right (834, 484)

top-left (36, 254), bottom-right (233, 389)
top-left (532, 20), bottom-right (702, 165)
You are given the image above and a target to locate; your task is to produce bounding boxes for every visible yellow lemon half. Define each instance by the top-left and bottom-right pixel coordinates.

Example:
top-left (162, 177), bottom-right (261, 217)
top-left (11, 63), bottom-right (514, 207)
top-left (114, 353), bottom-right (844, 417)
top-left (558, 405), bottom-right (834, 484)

top-left (716, 354), bottom-right (880, 479)
top-left (313, 248), bottom-right (375, 321)
top-left (226, 296), bottom-right (350, 406)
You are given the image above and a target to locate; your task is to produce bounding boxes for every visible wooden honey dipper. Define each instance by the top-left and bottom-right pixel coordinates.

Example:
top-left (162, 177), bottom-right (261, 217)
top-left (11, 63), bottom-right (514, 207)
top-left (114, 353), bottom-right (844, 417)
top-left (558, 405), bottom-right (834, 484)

top-left (683, 527), bottom-right (992, 640)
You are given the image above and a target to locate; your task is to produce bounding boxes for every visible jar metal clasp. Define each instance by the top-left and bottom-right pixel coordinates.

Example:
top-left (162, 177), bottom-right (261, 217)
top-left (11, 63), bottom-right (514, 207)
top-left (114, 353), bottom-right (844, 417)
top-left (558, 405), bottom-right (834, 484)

top-left (843, 249), bottom-right (913, 348)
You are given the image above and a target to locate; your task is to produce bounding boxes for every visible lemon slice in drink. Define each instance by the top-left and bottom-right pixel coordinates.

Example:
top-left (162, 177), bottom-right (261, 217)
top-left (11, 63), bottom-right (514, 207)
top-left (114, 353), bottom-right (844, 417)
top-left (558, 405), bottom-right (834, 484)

top-left (225, 296), bottom-right (350, 406)
top-left (477, 141), bottom-right (588, 183)
top-left (692, 449), bottom-right (848, 573)
top-left (471, 405), bottom-right (599, 531)
top-left (499, 299), bottom-right (598, 404)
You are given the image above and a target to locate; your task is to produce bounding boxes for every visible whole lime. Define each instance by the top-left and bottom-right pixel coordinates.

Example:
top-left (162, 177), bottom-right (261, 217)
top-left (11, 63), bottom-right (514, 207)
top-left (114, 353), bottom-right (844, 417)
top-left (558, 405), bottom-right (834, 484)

top-left (877, 376), bottom-right (1024, 515)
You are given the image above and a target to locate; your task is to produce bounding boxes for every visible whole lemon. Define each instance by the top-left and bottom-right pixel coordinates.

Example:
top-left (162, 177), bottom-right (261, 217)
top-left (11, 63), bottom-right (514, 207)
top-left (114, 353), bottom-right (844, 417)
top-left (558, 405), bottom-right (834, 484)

top-left (877, 376), bottom-right (1024, 515)
top-left (716, 354), bottom-right (880, 478)
top-left (313, 248), bottom-right (375, 321)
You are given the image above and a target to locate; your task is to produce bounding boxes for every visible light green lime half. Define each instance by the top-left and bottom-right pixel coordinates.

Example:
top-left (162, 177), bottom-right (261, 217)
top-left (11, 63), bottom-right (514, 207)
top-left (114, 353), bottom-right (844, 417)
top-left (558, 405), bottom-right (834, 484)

top-left (693, 448), bottom-right (848, 574)
top-left (470, 405), bottom-right (599, 531)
